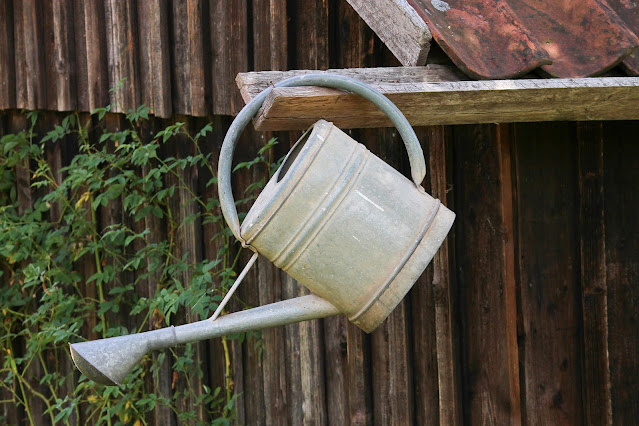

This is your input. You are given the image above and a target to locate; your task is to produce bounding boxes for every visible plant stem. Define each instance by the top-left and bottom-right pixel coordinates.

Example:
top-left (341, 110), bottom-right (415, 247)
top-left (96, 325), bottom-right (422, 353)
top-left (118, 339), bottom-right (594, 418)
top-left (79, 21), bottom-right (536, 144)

top-left (221, 336), bottom-right (233, 419)
top-left (89, 193), bottom-right (107, 339)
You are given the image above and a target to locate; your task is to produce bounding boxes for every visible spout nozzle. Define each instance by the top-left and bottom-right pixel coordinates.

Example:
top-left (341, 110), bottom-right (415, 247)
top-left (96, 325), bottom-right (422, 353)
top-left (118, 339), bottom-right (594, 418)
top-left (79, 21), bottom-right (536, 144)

top-left (69, 343), bottom-right (121, 386)
top-left (70, 327), bottom-right (177, 386)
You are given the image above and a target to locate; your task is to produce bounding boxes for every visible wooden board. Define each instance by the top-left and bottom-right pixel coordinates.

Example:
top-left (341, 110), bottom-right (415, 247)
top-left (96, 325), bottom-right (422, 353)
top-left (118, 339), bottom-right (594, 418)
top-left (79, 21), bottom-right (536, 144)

top-left (252, 0), bottom-right (287, 72)
top-left (427, 125), bottom-right (462, 425)
top-left (43, 0), bottom-right (76, 111)
top-left (0, 0), bottom-right (15, 109)
top-left (603, 121), bottom-right (639, 423)
top-left (346, 0), bottom-right (431, 66)
top-left (514, 122), bottom-right (582, 424)
top-left (235, 71), bottom-right (639, 130)
top-left (211, 0), bottom-right (248, 115)
top-left (577, 122), bottom-right (612, 425)
top-left (453, 124), bottom-right (521, 424)
top-left (170, 0), bottom-right (208, 116)
top-left (137, 0), bottom-right (172, 118)
top-left (73, 0), bottom-right (109, 112)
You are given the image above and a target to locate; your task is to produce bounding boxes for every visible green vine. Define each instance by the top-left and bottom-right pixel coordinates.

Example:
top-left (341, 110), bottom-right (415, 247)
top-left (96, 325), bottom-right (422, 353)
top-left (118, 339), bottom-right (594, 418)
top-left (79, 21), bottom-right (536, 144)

top-left (0, 103), bottom-right (279, 424)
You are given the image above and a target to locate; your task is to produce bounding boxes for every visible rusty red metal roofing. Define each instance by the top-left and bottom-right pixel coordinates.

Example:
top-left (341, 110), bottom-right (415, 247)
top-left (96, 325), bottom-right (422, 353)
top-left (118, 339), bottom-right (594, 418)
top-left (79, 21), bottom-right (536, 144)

top-left (406, 0), bottom-right (639, 79)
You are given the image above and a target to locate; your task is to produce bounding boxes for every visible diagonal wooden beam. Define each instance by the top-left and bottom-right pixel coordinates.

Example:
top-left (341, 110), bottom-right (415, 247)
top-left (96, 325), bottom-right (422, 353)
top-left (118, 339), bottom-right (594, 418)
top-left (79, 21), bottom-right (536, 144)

top-left (236, 67), bottom-right (639, 130)
top-left (346, 0), bottom-right (432, 66)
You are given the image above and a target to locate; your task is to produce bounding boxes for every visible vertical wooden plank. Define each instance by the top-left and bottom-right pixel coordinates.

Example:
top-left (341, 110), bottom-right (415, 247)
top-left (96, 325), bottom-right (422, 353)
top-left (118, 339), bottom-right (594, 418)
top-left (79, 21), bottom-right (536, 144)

top-left (257, 255), bottom-right (288, 425)
top-left (170, 0), bottom-right (190, 115)
top-left (370, 303), bottom-right (413, 425)
top-left (41, 112), bottom-right (78, 425)
top-left (282, 273), bottom-right (303, 425)
top-left (210, 0), bottom-right (248, 115)
top-left (454, 123), bottom-right (521, 424)
top-left (577, 122), bottom-right (612, 425)
top-left (346, 321), bottom-right (372, 426)
top-left (14, 0), bottom-right (47, 110)
top-left (290, 0), bottom-right (329, 70)
top-left (104, 0), bottom-right (140, 112)
top-left (171, 0), bottom-right (208, 116)
top-left (10, 113), bottom-right (46, 425)
top-left (135, 117), bottom-right (176, 426)
top-left (232, 152), bottom-right (266, 424)
top-left (0, 112), bottom-right (24, 426)
top-left (72, 0), bottom-right (88, 111)
top-left (187, 0), bottom-right (208, 116)
top-left (426, 125), bottom-right (462, 425)
top-left (324, 312), bottom-right (349, 425)
top-left (281, 273), bottom-right (327, 425)
top-left (163, 116), bottom-right (207, 423)
top-left (12, 0), bottom-right (26, 108)
top-left (42, 0), bottom-right (76, 111)
top-left (602, 121), bottom-right (639, 424)
top-left (11, 114), bottom-right (30, 214)
top-left (514, 122), bottom-right (582, 424)
top-left (194, 116), bottom-right (232, 424)
top-left (252, 0), bottom-right (288, 71)
top-left (0, 0), bottom-right (15, 109)
top-left (73, 0), bottom-right (108, 112)
top-left (137, 0), bottom-right (172, 118)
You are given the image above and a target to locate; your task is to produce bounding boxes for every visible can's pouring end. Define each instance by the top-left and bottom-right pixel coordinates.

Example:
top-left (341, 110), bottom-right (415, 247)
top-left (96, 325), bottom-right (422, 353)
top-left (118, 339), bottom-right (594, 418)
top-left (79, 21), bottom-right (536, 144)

top-left (70, 295), bottom-right (339, 386)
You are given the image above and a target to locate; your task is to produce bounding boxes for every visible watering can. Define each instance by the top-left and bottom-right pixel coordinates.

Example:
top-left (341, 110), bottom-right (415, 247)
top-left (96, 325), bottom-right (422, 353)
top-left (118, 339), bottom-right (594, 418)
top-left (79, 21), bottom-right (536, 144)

top-left (69, 74), bottom-right (455, 386)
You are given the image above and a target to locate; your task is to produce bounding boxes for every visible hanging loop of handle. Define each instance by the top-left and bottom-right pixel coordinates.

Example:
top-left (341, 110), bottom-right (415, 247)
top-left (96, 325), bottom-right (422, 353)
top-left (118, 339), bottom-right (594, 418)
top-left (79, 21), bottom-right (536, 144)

top-left (218, 73), bottom-right (426, 246)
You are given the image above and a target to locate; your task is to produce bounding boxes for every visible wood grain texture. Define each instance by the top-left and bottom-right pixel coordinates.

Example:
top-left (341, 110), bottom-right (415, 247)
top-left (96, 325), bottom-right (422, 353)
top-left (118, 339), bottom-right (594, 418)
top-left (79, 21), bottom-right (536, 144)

top-left (577, 122), bottom-right (612, 425)
top-left (162, 117), bottom-right (207, 423)
top-left (427, 125), bottom-right (462, 426)
top-left (252, 0), bottom-right (287, 72)
top-left (137, 0), bottom-right (172, 118)
top-left (0, 0), bottom-right (15, 109)
top-left (236, 73), bottom-right (639, 130)
top-left (603, 121), bottom-right (639, 424)
top-left (258, 256), bottom-right (288, 425)
top-left (105, 0), bottom-right (140, 112)
top-left (210, 0), bottom-right (248, 115)
top-left (14, 0), bottom-right (47, 110)
top-left (236, 65), bottom-right (466, 103)
top-left (346, 0), bottom-right (431, 66)
top-left (43, 0), bottom-right (76, 111)
top-left (454, 124), bottom-right (521, 425)
top-left (74, 0), bottom-right (108, 112)
top-left (514, 122), bottom-right (582, 424)
top-left (371, 301), bottom-right (413, 425)
top-left (167, 0), bottom-right (211, 116)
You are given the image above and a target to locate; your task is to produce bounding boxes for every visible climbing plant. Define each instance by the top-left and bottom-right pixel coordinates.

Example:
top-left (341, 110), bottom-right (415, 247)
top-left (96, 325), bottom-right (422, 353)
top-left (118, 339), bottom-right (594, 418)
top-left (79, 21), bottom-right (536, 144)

top-left (0, 104), bottom-right (279, 425)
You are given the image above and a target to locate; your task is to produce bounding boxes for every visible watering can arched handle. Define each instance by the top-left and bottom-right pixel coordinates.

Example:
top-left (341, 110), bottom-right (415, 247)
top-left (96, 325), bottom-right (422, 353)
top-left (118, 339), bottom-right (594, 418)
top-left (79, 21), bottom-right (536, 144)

top-left (218, 73), bottom-right (426, 244)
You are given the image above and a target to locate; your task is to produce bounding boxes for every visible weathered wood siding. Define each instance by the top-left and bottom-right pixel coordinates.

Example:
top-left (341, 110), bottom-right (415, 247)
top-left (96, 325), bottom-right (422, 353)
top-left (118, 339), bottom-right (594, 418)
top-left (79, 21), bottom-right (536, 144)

top-left (1, 1), bottom-right (638, 425)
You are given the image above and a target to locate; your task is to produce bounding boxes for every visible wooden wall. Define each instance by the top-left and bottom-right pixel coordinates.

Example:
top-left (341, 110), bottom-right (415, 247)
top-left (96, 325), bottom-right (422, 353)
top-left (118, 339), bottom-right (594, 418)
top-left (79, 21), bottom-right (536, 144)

top-left (1, 0), bottom-right (638, 424)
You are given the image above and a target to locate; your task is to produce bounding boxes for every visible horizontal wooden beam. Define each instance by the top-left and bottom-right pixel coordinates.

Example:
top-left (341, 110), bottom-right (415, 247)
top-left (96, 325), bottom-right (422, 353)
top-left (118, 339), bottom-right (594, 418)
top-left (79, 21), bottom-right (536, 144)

top-left (236, 67), bottom-right (639, 130)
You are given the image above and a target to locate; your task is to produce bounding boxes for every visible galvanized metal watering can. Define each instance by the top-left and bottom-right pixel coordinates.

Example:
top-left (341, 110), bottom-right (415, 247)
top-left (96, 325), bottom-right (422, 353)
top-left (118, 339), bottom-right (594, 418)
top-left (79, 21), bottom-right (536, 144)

top-left (69, 74), bottom-right (455, 386)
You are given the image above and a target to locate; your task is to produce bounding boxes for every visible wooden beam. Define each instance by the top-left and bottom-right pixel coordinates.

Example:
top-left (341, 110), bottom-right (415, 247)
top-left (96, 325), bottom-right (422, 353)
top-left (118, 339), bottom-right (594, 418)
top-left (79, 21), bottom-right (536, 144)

top-left (235, 68), bottom-right (639, 130)
top-left (346, 0), bottom-right (431, 66)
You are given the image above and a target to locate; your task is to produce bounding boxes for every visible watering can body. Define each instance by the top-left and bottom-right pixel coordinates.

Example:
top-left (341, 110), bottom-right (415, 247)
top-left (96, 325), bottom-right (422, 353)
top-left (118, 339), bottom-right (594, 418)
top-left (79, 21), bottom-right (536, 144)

top-left (242, 120), bottom-right (454, 332)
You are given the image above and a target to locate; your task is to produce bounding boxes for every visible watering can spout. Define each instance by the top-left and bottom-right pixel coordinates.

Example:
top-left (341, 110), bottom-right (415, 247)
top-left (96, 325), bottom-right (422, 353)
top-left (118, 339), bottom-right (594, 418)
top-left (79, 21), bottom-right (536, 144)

top-left (70, 295), bottom-right (338, 386)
